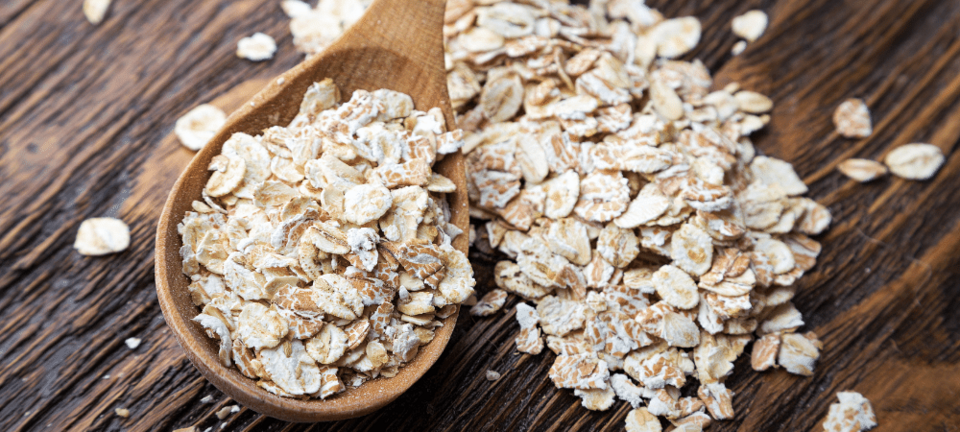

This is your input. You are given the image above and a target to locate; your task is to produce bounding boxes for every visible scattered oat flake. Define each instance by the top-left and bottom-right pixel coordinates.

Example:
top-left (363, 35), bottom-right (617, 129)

top-left (125, 337), bottom-right (141, 349)
top-left (114, 408), bottom-right (129, 418)
top-left (485, 370), bottom-right (501, 381)
top-left (200, 395), bottom-right (214, 403)
top-left (74, 217), bottom-right (130, 256)
top-left (176, 104), bottom-right (227, 151)
top-left (731, 40), bottom-right (747, 56)
top-left (237, 32), bottom-right (277, 62)
top-left (884, 143), bottom-right (944, 180)
top-left (833, 99), bottom-right (872, 138)
top-left (735, 91), bottom-right (773, 113)
top-left (215, 406), bottom-right (231, 419)
top-left (823, 391), bottom-right (877, 432)
top-left (732, 10), bottom-right (768, 42)
top-left (471, 289), bottom-right (508, 316)
top-left (83, 0), bottom-right (110, 25)
top-left (837, 159), bottom-right (887, 182)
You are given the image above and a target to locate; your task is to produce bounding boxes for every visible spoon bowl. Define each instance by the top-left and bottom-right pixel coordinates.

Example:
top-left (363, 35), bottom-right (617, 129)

top-left (155, 0), bottom-right (466, 422)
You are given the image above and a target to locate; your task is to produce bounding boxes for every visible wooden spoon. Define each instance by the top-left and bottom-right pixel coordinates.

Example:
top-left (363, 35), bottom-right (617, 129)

top-left (155, 0), bottom-right (466, 422)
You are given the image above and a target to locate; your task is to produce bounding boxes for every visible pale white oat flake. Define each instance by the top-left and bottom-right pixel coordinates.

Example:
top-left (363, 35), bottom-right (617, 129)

top-left (175, 104), bottom-right (227, 151)
top-left (732, 10), bottom-right (768, 42)
top-left (83, 0), bottom-right (111, 25)
top-left (237, 32), bottom-right (278, 62)
top-left (75, 217), bottom-right (130, 256)
top-left (884, 143), bottom-right (944, 180)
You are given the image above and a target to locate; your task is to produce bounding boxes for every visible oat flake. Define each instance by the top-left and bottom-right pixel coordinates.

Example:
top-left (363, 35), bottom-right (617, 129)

top-left (175, 104), bottom-right (226, 151)
top-left (237, 32), bottom-right (277, 62)
top-left (732, 10), bottom-right (768, 42)
top-left (884, 143), bottom-right (944, 180)
top-left (83, 0), bottom-right (110, 25)
top-left (74, 217), bottom-right (130, 256)
top-left (837, 158), bottom-right (887, 182)
top-left (833, 99), bottom-right (872, 138)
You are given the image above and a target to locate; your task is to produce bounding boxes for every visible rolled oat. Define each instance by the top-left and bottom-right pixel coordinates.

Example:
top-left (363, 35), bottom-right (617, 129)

top-left (823, 391), bottom-right (877, 432)
top-left (175, 104), bottom-right (227, 151)
top-left (75, 217), bottom-right (130, 256)
top-left (237, 33), bottom-right (277, 62)
top-left (884, 143), bottom-right (944, 180)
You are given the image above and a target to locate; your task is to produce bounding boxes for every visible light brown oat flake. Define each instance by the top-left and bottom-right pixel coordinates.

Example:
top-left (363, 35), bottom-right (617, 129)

top-left (652, 265), bottom-right (699, 309)
top-left (574, 387), bottom-right (616, 411)
top-left (837, 159), bottom-right (887, 182)
top-left (573, 171), bottom-right (630, 222)
top-left (515, 302), bottom-right (544, 354)
top-left (670, 223), bottom-right (714, 276)
top-left (750, 332), bottom-right (780, 371)
top-left (823, 391), bottom-right (877, 432)
top-left (778, 331), bottom-right (822, 376)
top-left (471, 289), bottom-right (508, 316)
top-left (625, 407), bottom-right (662, 432)
top-left (833, 99), bottom-right (872, 138)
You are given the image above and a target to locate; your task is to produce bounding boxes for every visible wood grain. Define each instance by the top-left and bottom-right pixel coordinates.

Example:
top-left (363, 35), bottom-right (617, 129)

top-left (0, 0), bottom-right (958, 431)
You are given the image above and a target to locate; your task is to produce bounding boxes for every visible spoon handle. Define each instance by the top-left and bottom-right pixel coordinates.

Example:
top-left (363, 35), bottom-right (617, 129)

top-left (338, 0), bottom-right (448, 67)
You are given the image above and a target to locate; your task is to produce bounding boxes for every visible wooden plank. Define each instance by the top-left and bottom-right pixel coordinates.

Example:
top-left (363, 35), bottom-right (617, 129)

top-left (0, 0), bottom-right (958, 431)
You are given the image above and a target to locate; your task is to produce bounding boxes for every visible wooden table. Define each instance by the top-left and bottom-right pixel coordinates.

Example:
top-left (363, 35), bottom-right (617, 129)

top-left (2, 0), bottom-right (958, 431)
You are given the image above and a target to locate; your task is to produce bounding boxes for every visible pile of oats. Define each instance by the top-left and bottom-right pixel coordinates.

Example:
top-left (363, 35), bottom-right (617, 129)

top-left (179, 79), bottom-right (475, 399)
top-left (449, 0), bottom-right (830, 428)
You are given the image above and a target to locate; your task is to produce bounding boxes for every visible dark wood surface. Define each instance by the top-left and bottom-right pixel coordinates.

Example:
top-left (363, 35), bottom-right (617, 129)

top-left (1, 0), bottom-right (958, 431)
